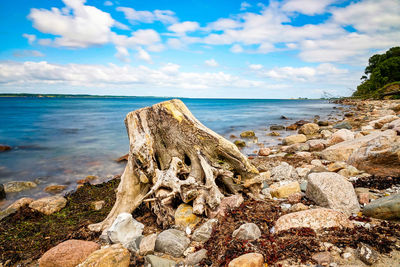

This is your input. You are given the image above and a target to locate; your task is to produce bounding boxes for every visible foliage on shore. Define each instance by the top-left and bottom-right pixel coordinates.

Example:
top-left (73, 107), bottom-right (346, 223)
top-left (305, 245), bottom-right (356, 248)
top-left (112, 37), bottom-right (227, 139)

top-left (0, 179), bottom-right (119, 265)
top-left (353, 47), bottom-right (400, 99)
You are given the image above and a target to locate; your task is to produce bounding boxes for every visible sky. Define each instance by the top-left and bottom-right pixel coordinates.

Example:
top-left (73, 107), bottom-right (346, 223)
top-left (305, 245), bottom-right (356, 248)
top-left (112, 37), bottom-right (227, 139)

top-left (0, 0), bottom-right (399, 98)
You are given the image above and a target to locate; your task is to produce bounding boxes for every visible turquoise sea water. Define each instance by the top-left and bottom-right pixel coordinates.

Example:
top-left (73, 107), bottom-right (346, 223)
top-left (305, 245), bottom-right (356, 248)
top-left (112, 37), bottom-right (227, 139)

top-left (0, 97), bottom-right (340, 204)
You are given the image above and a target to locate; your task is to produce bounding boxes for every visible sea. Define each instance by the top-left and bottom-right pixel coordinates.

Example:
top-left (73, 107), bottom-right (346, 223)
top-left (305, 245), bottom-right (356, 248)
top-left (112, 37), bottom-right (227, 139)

top-left (0, 97), bottom-right (341, 206)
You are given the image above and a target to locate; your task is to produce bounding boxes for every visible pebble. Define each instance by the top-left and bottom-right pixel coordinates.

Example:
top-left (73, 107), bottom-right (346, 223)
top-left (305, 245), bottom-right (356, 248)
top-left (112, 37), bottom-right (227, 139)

top-left (232, 223), bottom-right (261, 241)
top-left (29, 195), bottom-right (67, 215)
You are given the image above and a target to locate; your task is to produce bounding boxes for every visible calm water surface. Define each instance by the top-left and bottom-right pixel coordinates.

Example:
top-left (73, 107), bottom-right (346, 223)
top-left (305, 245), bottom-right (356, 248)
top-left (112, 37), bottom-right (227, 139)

top-left (0, 97), bottom-right (340, 204)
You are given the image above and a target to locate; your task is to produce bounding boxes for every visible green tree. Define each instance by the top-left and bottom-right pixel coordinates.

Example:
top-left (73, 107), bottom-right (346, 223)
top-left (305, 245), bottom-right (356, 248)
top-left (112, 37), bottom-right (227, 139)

top-left (353, 46), bottom-right (400, 98)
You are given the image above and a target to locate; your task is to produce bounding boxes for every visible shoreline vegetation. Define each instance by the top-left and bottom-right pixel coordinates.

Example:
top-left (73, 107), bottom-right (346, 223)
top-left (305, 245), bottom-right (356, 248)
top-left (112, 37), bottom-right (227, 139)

top-left (0, 97), bottom-right (400, 267)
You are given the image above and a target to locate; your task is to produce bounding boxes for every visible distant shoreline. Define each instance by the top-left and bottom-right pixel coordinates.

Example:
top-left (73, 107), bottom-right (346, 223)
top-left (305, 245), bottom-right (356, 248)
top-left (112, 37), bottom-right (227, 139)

top-left (0, 93), bottom-right (326, 100)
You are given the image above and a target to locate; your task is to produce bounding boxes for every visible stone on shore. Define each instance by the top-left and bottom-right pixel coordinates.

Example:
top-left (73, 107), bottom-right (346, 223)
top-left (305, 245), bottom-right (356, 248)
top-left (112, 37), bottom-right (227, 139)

top-left (258, 147), bottom-right (271, 156)
top-left (145, 255), bottom-right (176, 267)
top-left (321, 130), bottom-right (397, 162)
top-left (192, 219), bottom-right (218, 242)
top-left (327, 161), bottom-right (347, 172)
top-left (139, 233), bottom-right (157, 256)
top-left (234, 140), bottom-right (246, 148)
top-left (321, 129), bottom-right (333, 139)
top-left (174, 203), bottom-right (201, 230)
top-left (270, 181), bottom-right (300, 198)
top-left (0, 144), bottom-right (11, 152)
top-left (274, 208), bottom-right (353, 233)
top-left (271, 162), bottom-right (296, 181)
top-left (107, 212), bottom-right (144, 245)
top-left (155, 229), bottom-right (190, 257)
top-left (334, 121), bottom-right (352, 130)
top-left (347, 131), bottom-right (400, 176)
top-left (298, 123), bottom-right (319, 136)
top-left (77, 244), bottom-right (130, 267)
top-left (0, 184), bottom-right (5, 200)
top-left (307, 140), bottom-right (325, 151)
top-left (185, 249), bottom-right (208, 266)
top-left (270, 125), bottom-right (285, 131)
top-left (369, 115), bottom-right (398, 129)
top-left (286, 124), bottom-right (297, 131)
top-left (39, 239), bottom-right (100, 267)
top-left (29, 195), bottom-right (67, 215)
top-left (363, 193), bottom-right (400, 220)
top-left (306, 172), bottom-right (360, 215)
top-left (91, 200), bottom-right (105, 211)
top-left (4, 181), bottom-right (37, 193)
top-left (44, 185), bottom-right (67, 194)
top-left (208, 194), bottom-right (243, 218)
top-left (240, 130), bottom-right (256, 138)
top-left (228, 253), bottom-right (264, 267)
top-left (232, 223), bottom-right (261, 241)
top-left (8, 197), bottom-right (34, 210)
top-left (282, 134), bottom-right (307, 145)
top-left (356, 243), bottom-right (379, 265)
top-left (328, 129), bottom-right (355, 145)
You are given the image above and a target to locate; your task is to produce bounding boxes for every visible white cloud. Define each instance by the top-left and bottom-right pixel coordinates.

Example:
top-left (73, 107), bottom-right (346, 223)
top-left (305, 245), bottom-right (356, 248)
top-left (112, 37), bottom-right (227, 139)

top-left (28, 0), bottom-right (114, 48)
top-left (135, 47), bottom-right (152, 63)
top-left (103, 1), bottom-right (113, 6)
top-left (115, 46), bottom-right (130, 62)
top-left (204, 59), bottom-right (219, 67)
top-left (0, 61), bottom-right (267, 91)
top-left (116, 7), bottom-right (177, 24)
top-left (282, 0), bottom-right (334, 15)
top-left (331, 0), bottom-right (400, 33)
top-left (240, 2), bottom-right (251, 11)
top-left (13, 50), bottom-right (45, 57)
top-left (230, 44), bottom-right (243, 53)
top-left (168, 21), bottom-right (200, 35)
top-left (22, 33), bottom-right (36, 44)
top-left (207, 18), bottom-right (241, 31)
top-left (249, 64), bottom-right (263, 70)
top-left (256, 63), bottom-right (348, 82)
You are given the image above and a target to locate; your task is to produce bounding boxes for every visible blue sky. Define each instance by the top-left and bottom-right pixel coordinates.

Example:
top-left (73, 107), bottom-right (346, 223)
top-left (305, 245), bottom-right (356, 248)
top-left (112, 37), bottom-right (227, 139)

top-left (0, 0), bottom-right (399, 98)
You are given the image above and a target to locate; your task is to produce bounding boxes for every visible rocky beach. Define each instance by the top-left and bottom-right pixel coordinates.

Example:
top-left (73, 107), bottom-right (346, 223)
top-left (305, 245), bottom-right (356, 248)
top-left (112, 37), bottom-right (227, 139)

top-left (1, 98), bottom-right (400, 267)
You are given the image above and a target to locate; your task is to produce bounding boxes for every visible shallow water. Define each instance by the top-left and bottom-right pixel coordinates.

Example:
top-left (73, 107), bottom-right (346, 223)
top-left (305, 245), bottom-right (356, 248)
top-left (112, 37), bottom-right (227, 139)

top-left (0, 97), bottom-right (340, 204)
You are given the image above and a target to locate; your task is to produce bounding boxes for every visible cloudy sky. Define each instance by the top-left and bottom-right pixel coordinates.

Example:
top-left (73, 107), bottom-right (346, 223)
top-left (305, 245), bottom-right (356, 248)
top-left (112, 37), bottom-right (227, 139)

top-left (0, 0), bottom-right (399, 98)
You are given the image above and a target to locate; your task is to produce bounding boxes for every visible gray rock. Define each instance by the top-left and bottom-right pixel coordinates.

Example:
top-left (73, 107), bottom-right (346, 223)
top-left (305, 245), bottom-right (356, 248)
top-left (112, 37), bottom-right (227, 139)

top-left (300, 181), bottom-right (308, 192)
top-left (192, 219), bottom-right (218, 242)
top-left (333, 121), bottom-right (352, 130)
top-left (232, 223), bottom-right (261, 241)
top-left (0, 184), bottom-right (5, 200)
top-left (123, 235), bottom-right (143, 253)
top-left (270, 125), bottom-right (285, 130)
top-left (107, 212), bottom-right (144, 245)
top-left (363, 193), bottom-right (400, 220)
top-left (4, 181), bottom-right (37, 193)
top-left (185, 249), bottom-right (207, 265)
top-left (155, 229), bottom-right (190, 257)
top-left (306, 172), bottom-right (360, 215)
top-left (145, 255), bottom-right (176, 267)
top-left (356, 243), bottom-right (379, 265)
top-left (271, 162), bottom-right (295, 181)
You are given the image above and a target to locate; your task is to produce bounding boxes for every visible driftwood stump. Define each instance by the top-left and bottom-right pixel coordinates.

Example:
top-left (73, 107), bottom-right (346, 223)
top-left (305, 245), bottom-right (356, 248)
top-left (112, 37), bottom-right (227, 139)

top-left (89, 99), bottom-right (261, 232)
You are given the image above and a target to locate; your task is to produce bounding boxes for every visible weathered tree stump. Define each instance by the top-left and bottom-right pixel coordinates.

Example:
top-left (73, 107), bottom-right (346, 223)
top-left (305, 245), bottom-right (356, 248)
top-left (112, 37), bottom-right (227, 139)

top-left (89, 99), bottom-right (261, 232)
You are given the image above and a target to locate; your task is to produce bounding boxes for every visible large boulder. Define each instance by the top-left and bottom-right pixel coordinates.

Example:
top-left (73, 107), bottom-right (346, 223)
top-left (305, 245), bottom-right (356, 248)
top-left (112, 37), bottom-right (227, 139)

top-left (363, 193), bottom-right (400, 220)
top-left (369, 115), bottom-right (398, 129)
top-left (321, 130), bottom-right (396, 162)
top-left (298, 123), bottom-right (319, 136)
top-left (306, 172), bottom-right (359, 215)
top-left (39, 240), bottom-right (100, 267)
top-left (155, 229), bottom-right (190, 257)
top-left (274, 208), bottom-right (353, 233)
top-left (77, 244), bottom-right (130, 267)
top-left (347, 132), bottom-right (400, 176)
top-left (29, 196), bottom-right (67, 215)
top-left (107, 212), bottom-right (144, 245)
top-left (228, 253), bottom-right (264, 267)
